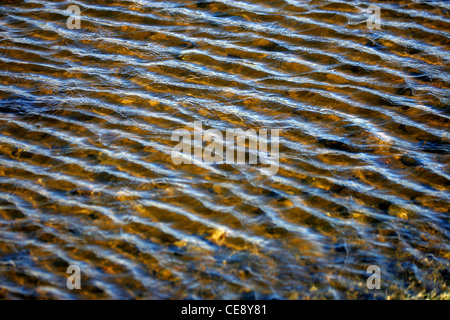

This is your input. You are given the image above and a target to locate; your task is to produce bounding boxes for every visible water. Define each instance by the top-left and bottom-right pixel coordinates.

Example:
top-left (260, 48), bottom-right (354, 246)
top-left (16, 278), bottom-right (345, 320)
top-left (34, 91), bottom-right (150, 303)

top-left (0, 0), bottom-right (449, 299)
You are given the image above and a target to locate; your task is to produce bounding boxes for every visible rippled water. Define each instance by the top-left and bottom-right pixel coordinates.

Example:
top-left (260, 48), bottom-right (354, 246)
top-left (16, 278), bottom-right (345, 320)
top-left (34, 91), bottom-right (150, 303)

top-left (0, 0), bottom-right (449, 299)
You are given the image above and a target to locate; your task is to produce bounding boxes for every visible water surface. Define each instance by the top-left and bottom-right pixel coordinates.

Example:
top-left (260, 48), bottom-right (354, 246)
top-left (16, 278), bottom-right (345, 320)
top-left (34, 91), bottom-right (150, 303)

top-left (0, 0), bottom-right (449, 299)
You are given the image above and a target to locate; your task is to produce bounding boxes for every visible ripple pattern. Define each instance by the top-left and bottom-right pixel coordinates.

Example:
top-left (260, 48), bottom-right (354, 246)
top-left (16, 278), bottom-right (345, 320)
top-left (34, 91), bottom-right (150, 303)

top-left (0, 0), bottom-right (449, 299)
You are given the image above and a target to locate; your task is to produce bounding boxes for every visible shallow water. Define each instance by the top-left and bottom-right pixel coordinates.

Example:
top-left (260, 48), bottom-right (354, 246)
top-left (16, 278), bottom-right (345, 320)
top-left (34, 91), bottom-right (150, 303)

top-left (0, 0), bottom-right (449, 299)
